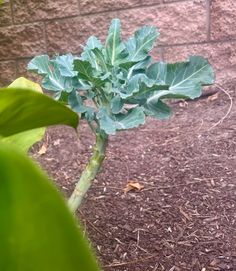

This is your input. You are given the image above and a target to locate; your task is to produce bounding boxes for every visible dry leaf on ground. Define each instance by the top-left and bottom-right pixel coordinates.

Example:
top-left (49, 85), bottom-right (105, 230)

top-left (38, 144), bottom-right (47, 155)
top-left (207, 92), bottom-right (219, 102)
top-left (123, 181), bottom-right (144, 193)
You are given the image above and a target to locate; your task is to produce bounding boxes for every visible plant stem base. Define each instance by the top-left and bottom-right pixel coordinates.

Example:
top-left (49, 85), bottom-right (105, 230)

top-left (68, 133), bottom-right (108, 213)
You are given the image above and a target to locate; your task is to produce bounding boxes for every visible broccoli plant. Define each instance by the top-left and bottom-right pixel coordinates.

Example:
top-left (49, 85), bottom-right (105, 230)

top-left (28, 19), bottom-right (215, 213)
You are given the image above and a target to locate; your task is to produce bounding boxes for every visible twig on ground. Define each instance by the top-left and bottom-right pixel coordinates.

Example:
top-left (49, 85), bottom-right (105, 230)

top-left (207, 83), bottom-right (233, 131)
top-left (135, 229), bottom-right (149, 254)
top-left (104, 253), bottom-right (159, 268)
top-left (79, 211), bottom-right (110, 238)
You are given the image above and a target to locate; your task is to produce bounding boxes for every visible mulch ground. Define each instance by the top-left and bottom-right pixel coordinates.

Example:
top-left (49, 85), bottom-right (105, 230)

top-left (33, 80), bottom-right (236, 271)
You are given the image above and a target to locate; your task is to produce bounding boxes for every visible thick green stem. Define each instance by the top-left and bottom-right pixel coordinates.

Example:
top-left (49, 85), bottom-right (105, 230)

top-left (68, 133), bottom-right (108, 213)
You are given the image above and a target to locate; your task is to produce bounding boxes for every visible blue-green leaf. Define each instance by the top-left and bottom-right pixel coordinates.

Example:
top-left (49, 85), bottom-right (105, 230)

top-left (98, 107), bottom-right (145, 134)
top-left (147, 56), bottom-right (215, 100)
top-left (52, 54), bottom-right (78, 77)
top-left (81, 36), bottom-right (104, 71)
top-left (143, 56), bottom-right (215, 119)
top-left (74, 59), bottom-right (104, 87)
top-left (111, 95), bottom-right (124, 114)
top-left (28, 55), bottom-right (78, 95)
top-left (118, 74), bottom-right (155, 99)
top-left (84, 36), bottom-right (103, 51)
top-left (144, 100), bottom-right (172, 120)
top-left (97, 108), bottom-right (116, 135)
top-left (28, 55), bottom-right (51, 75)
top-left (68, 91), bottom-right (87, 113)
top-left (42, 70), bottom-right (77, 93)
top-left (115, 107), bottom-right (145, 130)
top-left (125, 26), bottom-right (159, 62)
top-left (105, 19), bottom-right (127, 66)
top-left (68, 91), bottom-right (95, 120)
top-left (92, 48), bottom-right (109, 73)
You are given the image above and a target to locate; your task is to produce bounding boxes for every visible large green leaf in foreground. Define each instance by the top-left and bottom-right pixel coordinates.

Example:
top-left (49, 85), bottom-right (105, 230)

top-left (1, 77), bottom-right (46, 152)
top-left (0, 143), bottom-right (100, 271)
top-left (0, 88), bottom-right (79, 137)
top-left (0, 129), bottom-right (45, 152)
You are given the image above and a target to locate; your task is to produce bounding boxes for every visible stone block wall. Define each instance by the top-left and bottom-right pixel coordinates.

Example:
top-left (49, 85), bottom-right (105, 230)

top-left (0, 0), bottom-right (235, 86)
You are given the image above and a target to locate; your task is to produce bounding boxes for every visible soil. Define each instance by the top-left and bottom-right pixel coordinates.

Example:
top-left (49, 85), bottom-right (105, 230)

top-left (33, 81), bottom-right (236, 271)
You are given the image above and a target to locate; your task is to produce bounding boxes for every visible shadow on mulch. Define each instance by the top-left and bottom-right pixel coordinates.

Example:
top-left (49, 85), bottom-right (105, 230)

top-left (33, 81), bottom-right (236, 271)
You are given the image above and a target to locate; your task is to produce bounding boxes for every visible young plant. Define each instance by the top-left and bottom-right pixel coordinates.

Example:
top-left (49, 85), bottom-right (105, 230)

top-left (28, 19), bottom-right (215, 212)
